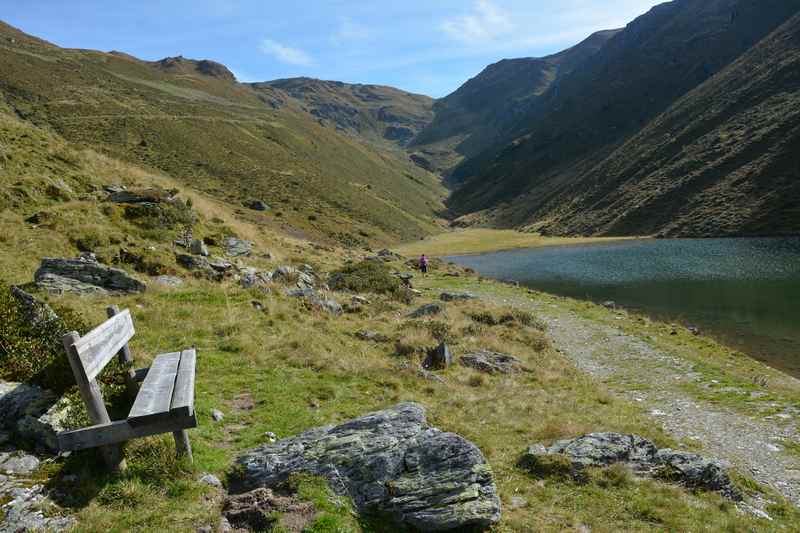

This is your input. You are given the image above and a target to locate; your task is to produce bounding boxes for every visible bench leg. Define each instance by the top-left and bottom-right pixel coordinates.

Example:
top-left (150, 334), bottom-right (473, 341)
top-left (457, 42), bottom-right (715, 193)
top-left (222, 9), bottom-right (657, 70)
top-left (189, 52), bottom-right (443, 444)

top-left (101, 445), bottom-right (127, 472)
top-left (173, 430), bottom-right (193, 463)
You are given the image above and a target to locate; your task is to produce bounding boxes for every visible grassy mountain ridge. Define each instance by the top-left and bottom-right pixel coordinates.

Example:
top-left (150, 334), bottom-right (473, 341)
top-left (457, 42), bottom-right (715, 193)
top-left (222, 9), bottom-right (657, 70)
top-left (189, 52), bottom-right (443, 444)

top-left (446, 0), bottom-right (800, 237)
top-left (0, 21), bottom-right (446, 246)
top-left (255, 77), bottom-right (435, 151)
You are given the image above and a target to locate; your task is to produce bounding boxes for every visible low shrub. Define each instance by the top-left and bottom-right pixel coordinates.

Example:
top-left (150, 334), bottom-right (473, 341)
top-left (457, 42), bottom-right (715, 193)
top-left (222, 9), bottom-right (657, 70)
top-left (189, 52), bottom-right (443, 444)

top-left (328, 260), bottom-right (401, 295)
top-left (469, 308), bottom-right (547, 331)
top-left (123, 199), bottom-right (197, 230)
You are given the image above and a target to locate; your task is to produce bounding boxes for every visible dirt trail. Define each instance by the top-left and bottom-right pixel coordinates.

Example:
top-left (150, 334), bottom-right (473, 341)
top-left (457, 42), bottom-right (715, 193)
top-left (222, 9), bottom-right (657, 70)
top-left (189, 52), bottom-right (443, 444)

top-left (480, 289), bottom-right (800, 509)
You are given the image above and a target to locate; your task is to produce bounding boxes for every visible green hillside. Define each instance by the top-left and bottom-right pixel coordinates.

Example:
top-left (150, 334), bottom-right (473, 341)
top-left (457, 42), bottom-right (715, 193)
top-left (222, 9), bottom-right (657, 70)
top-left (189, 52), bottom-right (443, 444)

top-left (0, 21), bottom-right (446, 247)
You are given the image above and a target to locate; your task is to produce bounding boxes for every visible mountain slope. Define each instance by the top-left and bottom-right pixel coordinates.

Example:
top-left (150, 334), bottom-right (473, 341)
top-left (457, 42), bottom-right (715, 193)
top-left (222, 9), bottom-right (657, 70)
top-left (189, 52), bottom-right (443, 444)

top-left (255, 78), bottom-right (434, 150)
top-left (540, 10), bottom-right (800, 237)
top-left (410, 29), bottom-right (620, 179)
top-left (447, 0), bottom-right (800, 237)
top-left (0, 22), bottom-right (446, 246)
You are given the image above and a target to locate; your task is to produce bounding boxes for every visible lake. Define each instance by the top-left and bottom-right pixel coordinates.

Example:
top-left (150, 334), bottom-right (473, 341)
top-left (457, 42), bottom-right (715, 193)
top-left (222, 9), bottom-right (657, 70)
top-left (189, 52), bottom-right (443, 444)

top-left (445, 238), bottom-right (800, 378)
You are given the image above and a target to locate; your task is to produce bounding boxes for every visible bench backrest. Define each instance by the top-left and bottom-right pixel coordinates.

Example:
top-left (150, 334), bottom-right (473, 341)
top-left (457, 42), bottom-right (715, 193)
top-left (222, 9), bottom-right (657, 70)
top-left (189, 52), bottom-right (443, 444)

top-left (69, 308), bottom-right (135, 381)
top-left (62, 306), bottom-right (138, 432)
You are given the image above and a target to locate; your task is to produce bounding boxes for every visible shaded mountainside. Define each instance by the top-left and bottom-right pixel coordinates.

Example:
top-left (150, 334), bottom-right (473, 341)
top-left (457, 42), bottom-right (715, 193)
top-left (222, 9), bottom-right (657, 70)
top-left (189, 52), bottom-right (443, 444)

top-left (0, 22), bottom-right (446, 246)
top-left (256, 78), bottom-right (434, 150)
top-left (544, 11), bottom-right (800, 237)
top-left (410, 29), bottom-right (620, 180)
top-left (446, 0), bottom-right (800, 237)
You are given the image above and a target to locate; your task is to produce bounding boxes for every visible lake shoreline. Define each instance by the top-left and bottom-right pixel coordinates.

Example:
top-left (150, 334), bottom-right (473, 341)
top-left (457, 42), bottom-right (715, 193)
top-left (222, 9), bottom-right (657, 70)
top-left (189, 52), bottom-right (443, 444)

top-left (396, 228), bottom-right (644, 257)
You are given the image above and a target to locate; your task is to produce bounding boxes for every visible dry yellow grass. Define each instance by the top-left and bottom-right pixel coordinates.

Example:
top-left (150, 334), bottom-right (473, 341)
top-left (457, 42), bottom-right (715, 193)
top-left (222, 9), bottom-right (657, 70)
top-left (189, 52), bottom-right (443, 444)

top-left (396, 228), bottom-right (640, 257)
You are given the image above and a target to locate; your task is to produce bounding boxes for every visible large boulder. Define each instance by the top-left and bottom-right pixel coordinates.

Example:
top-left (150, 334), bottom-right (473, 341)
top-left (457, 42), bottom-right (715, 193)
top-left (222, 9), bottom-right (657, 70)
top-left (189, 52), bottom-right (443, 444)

top-left (34, 255), bottom-right (146, 295)
top-left (440, 292), bottom-right (477, 302)
top-left (233, 403), bottom-right (501, 531)
top-left (0, 382), bottom-right (67, 453)
top-left (522, 432), bottom-right (741, 500)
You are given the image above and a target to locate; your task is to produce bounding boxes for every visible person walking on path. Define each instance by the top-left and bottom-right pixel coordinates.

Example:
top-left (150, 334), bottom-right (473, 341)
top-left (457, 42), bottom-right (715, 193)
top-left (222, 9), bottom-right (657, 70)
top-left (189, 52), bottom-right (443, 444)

top-left (419, 254), bottom-right (429, 276)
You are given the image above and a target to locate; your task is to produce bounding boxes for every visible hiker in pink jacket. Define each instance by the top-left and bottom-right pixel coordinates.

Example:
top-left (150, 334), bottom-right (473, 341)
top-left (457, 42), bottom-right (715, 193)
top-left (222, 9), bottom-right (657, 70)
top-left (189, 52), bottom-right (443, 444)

top-left (419, 254), bottom-right (429, 275)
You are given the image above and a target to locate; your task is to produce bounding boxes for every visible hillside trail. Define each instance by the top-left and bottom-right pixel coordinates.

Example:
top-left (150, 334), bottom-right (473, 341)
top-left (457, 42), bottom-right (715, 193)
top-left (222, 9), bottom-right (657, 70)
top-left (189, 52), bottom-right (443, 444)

top-left (475, 288), bottom-right (800, 510)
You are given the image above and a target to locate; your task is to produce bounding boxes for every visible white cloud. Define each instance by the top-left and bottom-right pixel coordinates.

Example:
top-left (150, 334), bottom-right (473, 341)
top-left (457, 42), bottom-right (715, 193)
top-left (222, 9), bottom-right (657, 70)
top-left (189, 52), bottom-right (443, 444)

top-left (260, 39), bottom-right (313, 66)
top-left (441, 0), bottom-right (514, 44)
top-left (332, 17), bottom-right (372, 44)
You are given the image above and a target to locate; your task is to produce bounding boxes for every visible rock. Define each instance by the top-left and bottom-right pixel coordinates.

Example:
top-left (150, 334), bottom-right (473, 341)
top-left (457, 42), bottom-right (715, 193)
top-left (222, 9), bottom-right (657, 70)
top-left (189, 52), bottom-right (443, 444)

top-left (176, 254), bottom-right (210, 271)
top-left (211, 409), bottom-right (225, 422)
top-left (9, 286), bottom-right (59, 326)
top-left (687, 325), bottom-right (701, 335)
top-left (0, 482), bottom-right (74, 533)
top-left (251, 301), bottom-right (265, 311)
top-left (199, 473), bottom-right (223, 488)
top-left (247, 200), bottom-right (271, 212)
top-left (107, 187), bottom-right (171, 204)
top-left (356, 330), bottom-right (389, 343)
top-left (654, 449), bottom-right (740, 500)
top-left (103, 184), bottom-right (126, 194)
top-left (286, 288), bottom-right (316, 299)
top-left (423, 342), bottom-right (452, 370)
top-left (602, 301), bottom-right (616, 309)
top-left (16, 396), bottom-right (73, 452)
top-left (409, 303), bottom-right (443, 318)
top-left (273, 266), bottom-right (315, 289)
top-left (208, 257), bottom-right (234, 273)
top-left (306, 293), bottom-right (342, 316)
top-left (190, 239), bottom-right (209, 257)
top-left (523, 433), bottom-right (741, 500)
top-left (154, 275), bottom-right (183, 288)
top-left (352, 295), bottom-right (370, 305)
top-left (0, 454), bottom-right (40, 475)
top-left (233, 403), bottom-right (501, 531)
top-left (224, 237), bottom-right (253, 257)
top-left (440, 292), bottom-right (477, 302)
top-left (461, 351), bottom-right (524, 374)
top-left (240, 269), bottom-right (272, 290)
top-left (34, 256), bottom-right (146, 295)
top-left (223, 488), bottom-right (315, 532)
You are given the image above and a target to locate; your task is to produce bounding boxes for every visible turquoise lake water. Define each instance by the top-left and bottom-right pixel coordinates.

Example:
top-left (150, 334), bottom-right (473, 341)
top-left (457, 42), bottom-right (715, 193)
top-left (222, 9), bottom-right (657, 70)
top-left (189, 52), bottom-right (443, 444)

top-left (445, 238), bottom-right (800, 377)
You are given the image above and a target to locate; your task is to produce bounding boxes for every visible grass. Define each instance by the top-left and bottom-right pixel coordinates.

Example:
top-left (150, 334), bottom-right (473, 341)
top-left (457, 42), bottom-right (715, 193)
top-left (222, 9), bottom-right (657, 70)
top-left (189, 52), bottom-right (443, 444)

top-left (0, 89), bottom-right (797, 532)
top-left (396, 229), bottom-right (639, 257)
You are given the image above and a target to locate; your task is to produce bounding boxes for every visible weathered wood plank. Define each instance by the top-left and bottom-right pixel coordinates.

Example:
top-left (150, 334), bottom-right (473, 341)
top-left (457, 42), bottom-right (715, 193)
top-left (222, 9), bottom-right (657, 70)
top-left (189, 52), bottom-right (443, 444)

top-left (107, 305), bottom-right (139, 399)
top-left (128, 352), bottom-right (180, 424)
top-left (62, 331), bottom-right (126, 471)
top-left (58, 414), bottom-right (197, 451)
top-left (170, 349), bottom-right (196, 417)
top-left (72, 309), bottom-right (135, 381)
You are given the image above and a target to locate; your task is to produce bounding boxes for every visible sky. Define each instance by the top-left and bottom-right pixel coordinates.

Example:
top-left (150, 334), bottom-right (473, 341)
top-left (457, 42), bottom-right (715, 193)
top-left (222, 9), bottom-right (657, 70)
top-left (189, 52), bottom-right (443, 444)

top-left (2, 0), bottom-right (666, 97)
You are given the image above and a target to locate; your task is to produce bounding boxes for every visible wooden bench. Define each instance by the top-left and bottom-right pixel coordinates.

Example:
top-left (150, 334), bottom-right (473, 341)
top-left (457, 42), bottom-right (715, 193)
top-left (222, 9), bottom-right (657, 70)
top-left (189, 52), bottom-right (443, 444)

top-left (57, 305), bottom-right (197, 470)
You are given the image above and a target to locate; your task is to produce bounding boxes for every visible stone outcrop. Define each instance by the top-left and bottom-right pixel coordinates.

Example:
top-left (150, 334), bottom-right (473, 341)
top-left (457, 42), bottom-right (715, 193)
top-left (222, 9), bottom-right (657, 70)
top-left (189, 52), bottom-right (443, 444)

top-left (0, 381), bottom-right (69, 453)
top-left (34, 255), bottom-right (146, 295)
top-left (409, 303), bottom-right (443, 318)
top-left (224, 237), bottom-right (253, 257)
top-left (9, 286), bottom-right (58, 326)
top-left (233, 403), bottom-right (501, 531)
top-left (423, 342), bottom-right (452, 370)
top-left (440, 292), bottom-right (477, 302)
top-left (522, 432), bottom-right (741, 500)
top-left (461, 351), bottom-right (524, 374)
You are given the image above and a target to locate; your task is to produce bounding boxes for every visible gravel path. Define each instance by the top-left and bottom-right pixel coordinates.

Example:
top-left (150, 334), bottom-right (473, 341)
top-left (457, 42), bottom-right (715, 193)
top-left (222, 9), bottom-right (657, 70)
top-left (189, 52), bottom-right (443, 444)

top-left (477, 289), bottom-right (800, 509)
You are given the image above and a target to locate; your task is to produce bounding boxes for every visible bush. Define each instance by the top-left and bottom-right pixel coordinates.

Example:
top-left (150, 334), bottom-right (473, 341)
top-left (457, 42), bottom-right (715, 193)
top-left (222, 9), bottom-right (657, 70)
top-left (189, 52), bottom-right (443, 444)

top-left (123, 199), bottom-right (197, 230)
top-left (0, 282), bottom-right (88, 393)
top-left (0, 283), bottom-right (126, 398)
top-left (469, 308), bottom-right (547, 331)
top-left (328, 261), bottom-right (401, 295)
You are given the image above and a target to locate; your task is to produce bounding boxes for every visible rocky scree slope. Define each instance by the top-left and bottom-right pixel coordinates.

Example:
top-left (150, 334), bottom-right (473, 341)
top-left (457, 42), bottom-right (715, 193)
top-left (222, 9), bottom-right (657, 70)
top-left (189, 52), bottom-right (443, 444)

top-left (445, 0), bottom-right (800, 237)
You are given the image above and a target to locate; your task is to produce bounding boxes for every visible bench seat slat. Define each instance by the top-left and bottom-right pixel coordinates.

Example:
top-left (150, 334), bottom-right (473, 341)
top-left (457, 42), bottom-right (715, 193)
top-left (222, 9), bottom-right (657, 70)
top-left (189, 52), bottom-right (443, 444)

top-left (128, 352), bottom-right (180, 425)
top-left (170, 349), bottom-right (196, 417)
top-left (58, 414), bottom-right (197, 451)
top-left (71, 310), bottom-right (135, 381)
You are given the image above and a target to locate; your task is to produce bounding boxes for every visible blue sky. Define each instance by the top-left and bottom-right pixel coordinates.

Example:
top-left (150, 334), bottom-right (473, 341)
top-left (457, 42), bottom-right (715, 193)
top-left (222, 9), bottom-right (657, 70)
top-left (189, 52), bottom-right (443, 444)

top-left (3, 0), bottom-right (666, 97)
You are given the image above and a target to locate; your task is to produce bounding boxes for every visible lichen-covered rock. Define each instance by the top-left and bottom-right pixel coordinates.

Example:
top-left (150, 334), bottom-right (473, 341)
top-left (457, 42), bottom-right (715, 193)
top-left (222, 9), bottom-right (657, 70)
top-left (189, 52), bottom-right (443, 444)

top-left (523, 433), bottom-right (741, 500)
top-left (9, 287), bottom-right (58, 326)
top-left (16, 397), bottom-right (73, 452)
top-left (154, 275), bottom-right (183, 288)
top-left (409, 303), bottom-right (443, 318)
top-left (34, 256), bottom-right (146, 294)
top-left (461, 351), bottom-right (524, 374)
top-left (224, 237), bottom-right (253, 257)
top-left (233, 403), bottom-right (501, 531)
top-left (423, 342), bottom-right (452, 370)
top-left (0, 381), bottom-right (68, 453)
top-left (440, 292), bottom-right (477, 302)
top-left (190, 239), bottom-right (209, 257)
top-left (0, 476), bottom-right (74, 532)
